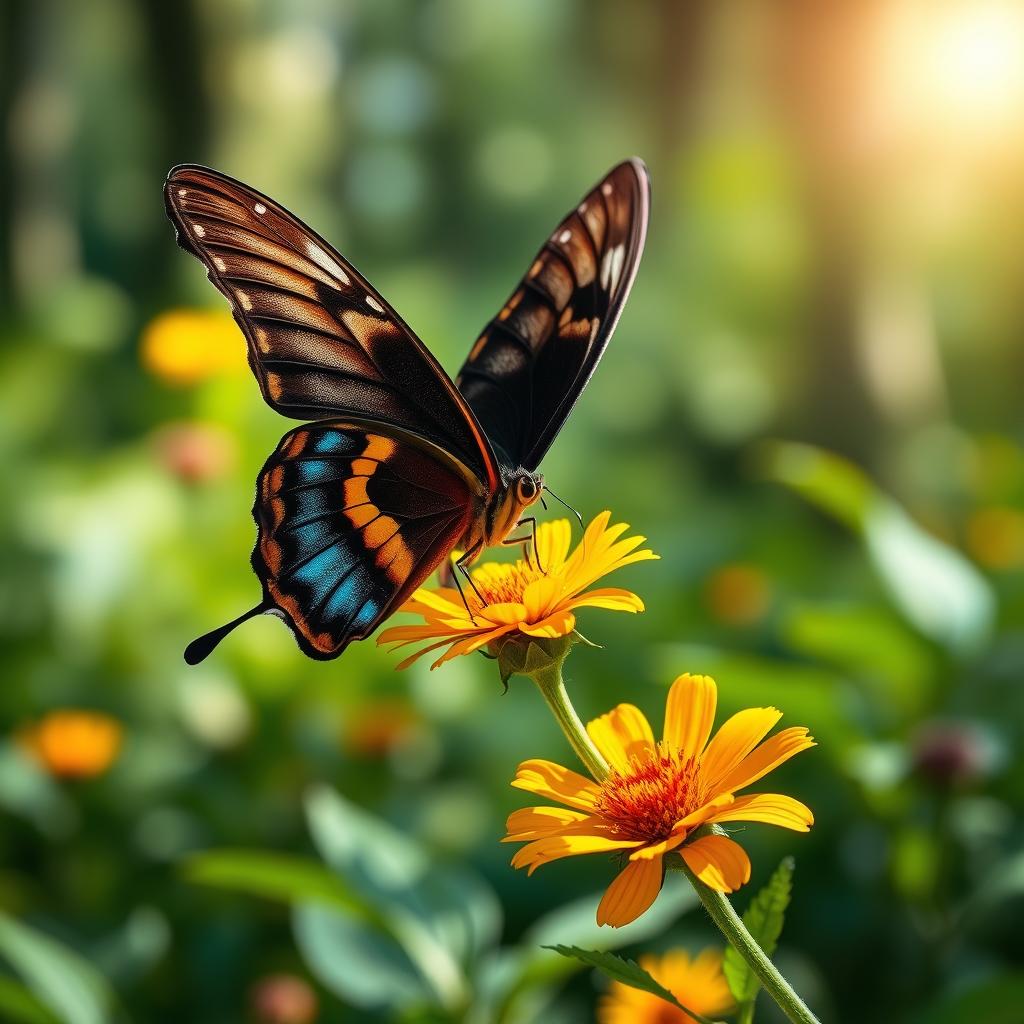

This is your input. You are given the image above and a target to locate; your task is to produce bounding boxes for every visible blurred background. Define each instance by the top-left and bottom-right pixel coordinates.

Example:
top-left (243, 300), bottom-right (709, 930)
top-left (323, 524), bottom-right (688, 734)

top-left (2, 1), bottom-right (1023, 1021)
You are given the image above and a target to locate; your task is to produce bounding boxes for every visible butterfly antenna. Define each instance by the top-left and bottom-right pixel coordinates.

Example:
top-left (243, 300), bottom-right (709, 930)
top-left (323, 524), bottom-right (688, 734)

top-left (540, 494), bottom-right (549, 511)
top-left (543, 485), bottom-right (586, 555)
top-left (184, 601), bottom-right (270, 665)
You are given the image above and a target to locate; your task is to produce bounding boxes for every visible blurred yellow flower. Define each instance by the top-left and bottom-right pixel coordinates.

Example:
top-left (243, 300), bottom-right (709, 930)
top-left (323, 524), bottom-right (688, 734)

top-left (965, 505), bottom-right (1024, 569)
top-left (23, 710), bottom-right (122, 779)
top-left (598, 947), bottom-right (733, 1024)
top-left (378, 512), bottom-right (658, 670)
top-left (504, 673), bottom-right (814, 927)
top-left (140, 308), bottom-right (245, 385)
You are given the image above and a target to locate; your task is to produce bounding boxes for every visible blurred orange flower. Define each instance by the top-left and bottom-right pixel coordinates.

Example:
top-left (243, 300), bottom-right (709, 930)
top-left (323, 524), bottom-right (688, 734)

top-left (377, 512), bottom-right (658, 670)
top-left (23, 710), bottom-right (122, 779)
top-left (140, 308), bottom-right (245, 385)
top-left (504, 673), bottom-right (814, 927)
top-left (598, 947), bottom-right (734, 1024)
top-left (965, 505), bottom-right (1024, 569)
top-left (704, 563), bottom-right (772, 626)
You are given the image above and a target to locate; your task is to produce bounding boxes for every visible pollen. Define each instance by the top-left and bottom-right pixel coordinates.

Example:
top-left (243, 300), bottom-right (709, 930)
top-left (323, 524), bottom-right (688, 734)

top-left (471, 562), bottom-right (543, 608)
top-left (595, 745), bottom-right (706, 842)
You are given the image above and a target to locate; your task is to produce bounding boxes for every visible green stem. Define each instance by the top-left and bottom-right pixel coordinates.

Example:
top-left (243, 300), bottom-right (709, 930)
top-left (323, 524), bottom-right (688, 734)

top-left (681, 861), bottom-right (820, 1024)
top-left (531, 663), bottom-right (609, 780)
top-left (738, 1000), bottom-right (756, 1024)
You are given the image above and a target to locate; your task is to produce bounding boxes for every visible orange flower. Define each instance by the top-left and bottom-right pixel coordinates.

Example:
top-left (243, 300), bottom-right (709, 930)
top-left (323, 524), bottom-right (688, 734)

top-left (504, 673), bottom-right (814, 927)
top-left (140, 308), bottom-right (245, 385)
top-left (377, 512), bottom-right (658, 670)
top-left (22, 710), bottom-right (122, 779)
top-left (598, 947), bottom-right (733, 1024)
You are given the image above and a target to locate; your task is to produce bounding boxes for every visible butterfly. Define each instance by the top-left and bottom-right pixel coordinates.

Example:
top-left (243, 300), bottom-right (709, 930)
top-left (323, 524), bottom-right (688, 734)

top-left (164, 158), bottom-right (650, 663)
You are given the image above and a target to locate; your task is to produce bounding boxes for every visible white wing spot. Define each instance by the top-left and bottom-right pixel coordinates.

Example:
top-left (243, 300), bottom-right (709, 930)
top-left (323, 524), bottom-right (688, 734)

top-left (213, 256), bottom-right (226, 272)
top-left (578, 202), bottom-right (587, 213)
top-left (600, 244), bottom-right (625, 289)
top-left (601, 183), bottom-right (613, 196)
top-left (192, 223), bottom-right (206, 237)
top-left (558, 229), bottom-right (572, 244)
top-left (366, 295), bottom-right (385, 313)
top-left (236, 291), bottom-right (253, 311)
top-left (254, 202), bottom-right (267, 215)
top-left (177, 188), bottom-right (187, 198)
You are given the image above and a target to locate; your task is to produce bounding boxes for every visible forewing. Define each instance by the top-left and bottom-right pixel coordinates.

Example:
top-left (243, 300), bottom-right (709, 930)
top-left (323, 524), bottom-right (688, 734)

top-left (255, 422), bottom-right (475, 659)
top-left (455, 158), bottom-right (650, 469)
top-left (165, 164), bottom-right (499, 491)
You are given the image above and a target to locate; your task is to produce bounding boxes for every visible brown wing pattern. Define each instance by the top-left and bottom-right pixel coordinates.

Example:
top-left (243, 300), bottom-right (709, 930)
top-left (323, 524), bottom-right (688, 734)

top-left (454, 158), bottom-right (650, 470)
top-left (164, 165), bottom-right (499, 492)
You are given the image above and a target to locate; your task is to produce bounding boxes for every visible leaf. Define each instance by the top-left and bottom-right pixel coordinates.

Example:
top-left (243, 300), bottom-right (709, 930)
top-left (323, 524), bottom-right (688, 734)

top-left (0, 977), bottom-right (60, 1024)
top-left (544, 946), bottom-right (721, 1024)
top-left (0, 912), bottom-right (116, 1024)
top-left (723, 857), bottom-right (794, 1005)
top-left (183, 849), bottom-right (378, 921)
top-left (292, 903), bottom-right (436, 1012)
top-left (760, 441), bottom-right (994, 656)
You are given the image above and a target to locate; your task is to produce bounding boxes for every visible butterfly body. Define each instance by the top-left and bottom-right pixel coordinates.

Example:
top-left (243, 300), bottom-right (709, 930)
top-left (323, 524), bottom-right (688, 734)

top-left (166, 158), bottom-right (649, 662)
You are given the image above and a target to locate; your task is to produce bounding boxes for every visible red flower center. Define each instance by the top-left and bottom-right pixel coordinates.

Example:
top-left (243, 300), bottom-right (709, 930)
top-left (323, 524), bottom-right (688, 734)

top-left (595, 746), bottom-right (706, 842)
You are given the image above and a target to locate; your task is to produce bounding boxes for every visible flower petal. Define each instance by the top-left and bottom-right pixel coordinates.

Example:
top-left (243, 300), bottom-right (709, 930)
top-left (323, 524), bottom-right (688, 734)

top-left (511, 759), bottom-right (602, 811)
top-left (700, 707), bottom-right (783, 792)
top-left (707, 793), bottom-right (814, 832)
top-left (431, 625), bottom-right (513, 668)
top-left (715, 727), bottom-right (816, 794)
top-left (680, 834), bottom-right (751, 892)
top-left (663, 673), bottom-right (718, 758)
top-left (478, 602), bottom-right (529, 626)
top-left (535, 518), bottom-right (572, 572)
top-left (563, 588), bottom-right (645, 613)
top-left (521, 574), bottom-right (565, 621)
top-left (587, 704), bottom-right (656, 772)
top-left (511, 833), bottom-right (642, 875)
top-left (596, 856), bottom-right (664, 927)
top-left (503, 806), bottom-right (591, 841)
top-left (519, 609), bottom-right (575, 638)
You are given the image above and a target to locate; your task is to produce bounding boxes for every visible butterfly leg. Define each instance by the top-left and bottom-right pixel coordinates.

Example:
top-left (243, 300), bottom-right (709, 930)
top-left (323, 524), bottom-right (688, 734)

top-left (452, 542), bottom-right (485, 622)
top-left (502, 517), bottom-right (544, 573)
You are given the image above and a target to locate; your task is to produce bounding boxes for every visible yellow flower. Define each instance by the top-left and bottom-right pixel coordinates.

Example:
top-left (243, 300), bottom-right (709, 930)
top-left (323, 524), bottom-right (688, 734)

top-left (140, 308), bottom-right (245, 385)
top-left (504, 673), bottom-right (815, 927)
top-left (598, 947), bottom-right (733, 1024)
top-left (377, 512), bottom-right (658, 670)
top-left (22, 710), bottom-right (122, 779)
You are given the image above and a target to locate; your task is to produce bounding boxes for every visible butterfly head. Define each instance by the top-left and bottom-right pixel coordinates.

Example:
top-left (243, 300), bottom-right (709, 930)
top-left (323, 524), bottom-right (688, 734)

top-left (513, 470), bottom-right (544, 509)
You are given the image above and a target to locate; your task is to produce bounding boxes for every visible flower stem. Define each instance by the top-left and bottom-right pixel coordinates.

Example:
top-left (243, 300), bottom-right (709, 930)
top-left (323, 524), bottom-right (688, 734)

top-left (680, 861), bottom-right (820, 1024)
top-left (531, 663), bottom-right (609, 780)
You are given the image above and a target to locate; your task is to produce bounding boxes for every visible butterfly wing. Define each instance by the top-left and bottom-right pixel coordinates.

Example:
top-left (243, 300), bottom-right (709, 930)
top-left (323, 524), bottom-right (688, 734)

top-left (252, 421), bottom-right (476, 660)
top-left (164, 165), bottom-right (500, 493)
top-left (455, 158), bottom-right (650, 470)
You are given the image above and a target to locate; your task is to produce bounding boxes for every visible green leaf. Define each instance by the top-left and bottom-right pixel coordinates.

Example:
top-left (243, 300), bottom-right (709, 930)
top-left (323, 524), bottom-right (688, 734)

top-left (0, 912), bottom-right (116, 1024)
top-left (183, 849), bottom-right (377, 920)
top-left (0, 976), bottom-right (60, 1024)
top-left (544, 946), bottom-right (722, 1024)
top-left (724, 857), bottom-right (794, 1005)
top-left (761, 441), bottom-right (994, 656)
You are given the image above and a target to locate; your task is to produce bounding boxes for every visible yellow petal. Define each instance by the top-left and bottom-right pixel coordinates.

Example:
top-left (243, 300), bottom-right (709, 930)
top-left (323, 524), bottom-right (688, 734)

top-left (503, 806), bottom-right (591, 841)
top-left (521, 574), bottom-right (564, 621)
top-left (479, 602), bottom-right (528, 626)
top-left (563, 588), bottom-right (645, 613)
top-left (511, 759), bottom-right (602, 811)
top-left (586, 704), bottom-right (656, 772)
top-left (402, 587), bottom-right (465, 616)
top-left (700, 707), bottom-right (783, 791)
top-left (715, 728), bottom-right (816, 794)
top-left (511, 833), bottom-right (643, 875)
top-left (520, 609), bottom-right (575, 638)
top-left (707, 793), bottom-right (814, 832)
top-left (663, 673), bottom-right (717, 757)
top-left (679, 834), bottom-right (751, 892)
top-left (535, 518), bottom-right (572, 572)
top-left (431, 625), bottom-right (514, 668)
top-left (596, 856), bottom-right (664, 927)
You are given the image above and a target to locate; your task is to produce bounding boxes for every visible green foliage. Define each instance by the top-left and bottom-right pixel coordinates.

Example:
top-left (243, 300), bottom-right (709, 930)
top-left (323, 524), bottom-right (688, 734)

top-left (545, 945), bottom-right (722, 1024)
top-left (0, 913), bottom-right (116, 1024)
top-left (723, 857), bottom-right (795, 1007)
